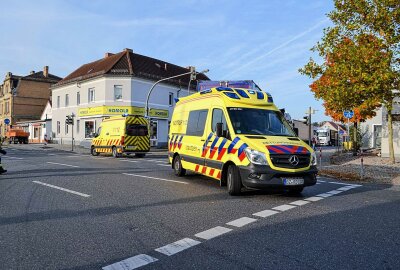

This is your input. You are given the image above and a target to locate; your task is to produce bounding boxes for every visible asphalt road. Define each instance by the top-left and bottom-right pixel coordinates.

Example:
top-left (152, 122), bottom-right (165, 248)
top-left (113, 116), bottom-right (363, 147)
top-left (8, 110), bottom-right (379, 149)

top-left (0, 144), bottom-right (399, 270)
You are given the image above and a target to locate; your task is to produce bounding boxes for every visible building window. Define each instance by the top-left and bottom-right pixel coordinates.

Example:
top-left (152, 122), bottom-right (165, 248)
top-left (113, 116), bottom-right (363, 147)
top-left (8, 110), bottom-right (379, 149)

top-left (85, 121), bottom-right (95, 138)
top-left (57, 121), bottom-right (60, 134)
top-left (65, 94), bottom-right (69, 107)
top-left (76, 120), bottom-right (80, 133)
top-left (57, 96), bottom-right (60, 108)
top-left (169, 92), bottom-right (174, 106)
top-left (88, 88), bottom-right (95, 103)
top-left (114, 85), bottom-right (122, 101)
top-left (77, 92), bottom-right (80, 105)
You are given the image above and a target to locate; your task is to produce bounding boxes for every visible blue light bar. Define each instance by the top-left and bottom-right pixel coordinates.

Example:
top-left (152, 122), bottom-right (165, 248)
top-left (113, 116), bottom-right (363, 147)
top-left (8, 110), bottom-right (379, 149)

top-left (256, 91), bottom-right (264, 100)
top-left (234, 89), bottom-right (249, 98)
top-left (224, 92), bottom-right (240, 99)
top-left (197, 80), bottom-right (263, 92)
top-left (216, 87), bottom-right (233, 92)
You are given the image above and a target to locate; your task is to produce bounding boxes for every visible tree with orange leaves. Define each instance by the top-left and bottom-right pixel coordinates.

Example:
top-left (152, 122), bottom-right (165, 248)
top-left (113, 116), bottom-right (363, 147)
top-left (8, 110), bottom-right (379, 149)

top-left (300, 0), bottom-right (399, 163)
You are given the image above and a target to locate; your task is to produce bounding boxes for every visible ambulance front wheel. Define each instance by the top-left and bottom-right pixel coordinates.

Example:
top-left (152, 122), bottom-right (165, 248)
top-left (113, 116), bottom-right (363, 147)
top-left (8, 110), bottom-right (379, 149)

top-left (91, 146), bottom-right (99, 156)
top-left (173, 155), bottom-right (186, 177)
top-left (227, 164), bottom-right (242, 196)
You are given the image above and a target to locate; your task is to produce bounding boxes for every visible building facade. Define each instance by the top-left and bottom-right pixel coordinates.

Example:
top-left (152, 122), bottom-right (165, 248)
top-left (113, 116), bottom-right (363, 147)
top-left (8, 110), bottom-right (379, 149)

top-left (51, 48), bottom-right (209, 148)
top-left (0, 67), bottom-right (61, 136)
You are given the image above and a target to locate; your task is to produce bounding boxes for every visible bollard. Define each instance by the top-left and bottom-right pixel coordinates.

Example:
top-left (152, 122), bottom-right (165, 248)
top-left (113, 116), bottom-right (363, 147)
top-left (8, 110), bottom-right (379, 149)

top-left (319, 147), bottom-right (322, 167)
top-left (360, 156), bottom-right (364, 180)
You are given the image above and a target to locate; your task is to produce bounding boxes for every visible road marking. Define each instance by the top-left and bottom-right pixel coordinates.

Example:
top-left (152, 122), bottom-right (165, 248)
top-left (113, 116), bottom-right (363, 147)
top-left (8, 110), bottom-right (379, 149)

top-left (318, 180), bottom-right (326, 183)
top-left (119, 159), bottom-right (139, 163)
top-left (102, 254), bottom-right (158, 270)
top-left (327, 181), bottom-right (354, 186)
top-left (3, 156), bottom-right (24, 160)
top-left (122, 173), bottom-right (188, 184)
top-left (226, 217), bottom-right (258, 227)
top-left (326, 190), bottom-right (343, 195)
top-left (157, 164), bottom-right (171, 167)
top-left (305, 196), bottom-right (324, 202)
top-left (337, 186), bottom-right (355, 191)
top-left (316, 193), bottom-right (334, 198)
top-left (272, 204), bottom-right (297, 211)
top-left (146, 159), bottom-right (168, 163)
top-left (67, 155), bottom-right (84, 158)
top-left (155, 238), bottom-right (201, 256)
top-left (289, 200), bottom-right (310, 206)
top-left (32, 181), bottom-right (90, 197)
top-left (46, 162), bottom-right (80, 168)
top-left (195, 226), bottom-right (232, 240)
top-left (253, 209), bottom-right (279, 218)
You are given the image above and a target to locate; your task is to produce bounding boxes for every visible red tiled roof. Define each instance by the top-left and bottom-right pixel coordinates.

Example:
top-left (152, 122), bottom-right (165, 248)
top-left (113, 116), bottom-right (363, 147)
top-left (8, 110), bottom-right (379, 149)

top-left (55, 49), bottom-right (210, 88)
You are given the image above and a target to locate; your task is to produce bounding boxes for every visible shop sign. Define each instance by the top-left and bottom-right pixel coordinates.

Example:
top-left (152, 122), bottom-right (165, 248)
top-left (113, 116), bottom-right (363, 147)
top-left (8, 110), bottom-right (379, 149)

top-left (79, 106), bottom-right (168, 119)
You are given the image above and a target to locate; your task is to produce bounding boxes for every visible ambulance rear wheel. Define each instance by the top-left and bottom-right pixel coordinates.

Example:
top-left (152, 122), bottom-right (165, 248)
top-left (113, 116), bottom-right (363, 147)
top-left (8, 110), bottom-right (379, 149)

top-left (227, 164), bottom-right (242, 196)
top-left (112, 146), bottom-right (120, 158)
top-left (91, 146), bottom-right (99, 156)
top-left (173, 155), bottom-right (186, 177)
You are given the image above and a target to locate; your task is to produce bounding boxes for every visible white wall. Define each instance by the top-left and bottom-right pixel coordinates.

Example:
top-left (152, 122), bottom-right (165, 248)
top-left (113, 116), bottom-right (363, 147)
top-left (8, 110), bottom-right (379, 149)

top-left (360, 107), bottom-right (383, 149)
top-left (381, 97), bottom-right (400, 158)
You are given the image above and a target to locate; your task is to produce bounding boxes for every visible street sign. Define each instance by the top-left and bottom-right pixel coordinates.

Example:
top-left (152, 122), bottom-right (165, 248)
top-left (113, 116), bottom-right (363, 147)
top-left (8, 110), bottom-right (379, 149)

top-left (4, 118), bottom-right (10, 125)
top-left (343, 110), bottom-right (354, 119)
top-left (339, 130), bottom-right (344, 135)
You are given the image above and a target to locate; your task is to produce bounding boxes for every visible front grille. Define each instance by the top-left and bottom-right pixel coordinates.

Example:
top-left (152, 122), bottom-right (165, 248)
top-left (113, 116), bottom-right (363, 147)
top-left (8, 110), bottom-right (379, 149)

top-left (269, 154), bottom-right (310, 169)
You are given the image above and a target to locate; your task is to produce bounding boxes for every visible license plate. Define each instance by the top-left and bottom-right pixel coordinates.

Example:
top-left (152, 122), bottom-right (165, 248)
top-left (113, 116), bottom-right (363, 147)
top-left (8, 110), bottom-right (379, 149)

top-left (126, 146), bottom-right (136, 150)
top-left (283, 178), bottom-right (304, 185)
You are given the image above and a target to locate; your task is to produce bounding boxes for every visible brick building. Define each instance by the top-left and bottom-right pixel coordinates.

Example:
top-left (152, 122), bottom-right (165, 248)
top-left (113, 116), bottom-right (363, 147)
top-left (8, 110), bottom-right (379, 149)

top-left (0, 67), bottom-right (62, 136)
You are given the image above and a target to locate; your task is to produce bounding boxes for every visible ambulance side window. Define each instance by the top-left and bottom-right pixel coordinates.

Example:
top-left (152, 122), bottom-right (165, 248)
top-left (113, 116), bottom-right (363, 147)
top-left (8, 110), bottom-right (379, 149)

top-left (186, 109), bottom-right (208, 136)
top-left (212, 109), bottom-right (227, 134)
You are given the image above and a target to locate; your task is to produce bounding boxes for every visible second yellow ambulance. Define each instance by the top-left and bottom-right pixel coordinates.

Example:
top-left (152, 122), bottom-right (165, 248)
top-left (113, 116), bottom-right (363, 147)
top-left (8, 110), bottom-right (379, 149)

top-left (168, 81), bottom-right (318, 195)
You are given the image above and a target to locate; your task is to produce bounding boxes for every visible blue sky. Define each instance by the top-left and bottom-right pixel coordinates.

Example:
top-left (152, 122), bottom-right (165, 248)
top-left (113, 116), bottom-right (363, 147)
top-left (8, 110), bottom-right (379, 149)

top-left (0, 0), bottom-right (334, 122)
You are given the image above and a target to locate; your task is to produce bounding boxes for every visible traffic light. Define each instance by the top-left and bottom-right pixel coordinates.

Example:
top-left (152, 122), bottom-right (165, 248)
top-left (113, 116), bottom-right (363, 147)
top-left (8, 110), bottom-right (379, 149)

top-left (303, 116), bottom-right (310, 125)
top-left (189, 66), bottom-right (196, 81)
top-left (65, 115), bottom-right (73, 125)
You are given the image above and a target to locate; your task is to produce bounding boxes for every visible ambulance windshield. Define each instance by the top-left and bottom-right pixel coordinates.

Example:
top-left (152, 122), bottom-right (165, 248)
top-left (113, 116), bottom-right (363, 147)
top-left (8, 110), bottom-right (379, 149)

top-left (228, 108), bottom-right (296, 136)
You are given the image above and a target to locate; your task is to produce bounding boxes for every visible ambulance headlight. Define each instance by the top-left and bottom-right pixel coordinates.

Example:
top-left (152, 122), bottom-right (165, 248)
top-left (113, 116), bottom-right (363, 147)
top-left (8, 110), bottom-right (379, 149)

top-left (245, 148), bottom-right (267, 165)
top-left (311, 152), bottom-right (317, 166)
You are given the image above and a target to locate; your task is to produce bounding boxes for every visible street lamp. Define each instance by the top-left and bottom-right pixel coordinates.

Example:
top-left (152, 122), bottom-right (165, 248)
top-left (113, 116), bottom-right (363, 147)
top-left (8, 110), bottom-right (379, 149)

top-left (145, 68), bottom-right (209, 118)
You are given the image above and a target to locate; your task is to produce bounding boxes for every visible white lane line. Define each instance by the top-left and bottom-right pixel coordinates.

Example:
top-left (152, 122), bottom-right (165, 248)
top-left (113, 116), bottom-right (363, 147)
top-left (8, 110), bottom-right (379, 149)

top-left (32, 181), bottom-right (90, 198)
top-left (226, 217), bottom-right (258, 228)
top-left (253, 209), bottom-right (279, 218)
top-left (155, 238), bottom-right (201, 256)
top-left (305, 196), bottom-right (324, 202)
top-left (102, 254), bottom-right (158, 270)
top-left (289, 200), bottom-right (310, 206)
top-left (46, 162), bottom-right (80, 168)
top-left (195, 226), bottom-right (232, 240)
top-left (316, 193), bottom-right (334, 198)
top-left (327, 181), bottom-right (354, 186)
top-left (157, 164), bottom-right (171, 167)
top-left (318, 180), bottom-right (326, 183)
top-left (122, 173), bottom-right (188, 185)
top-left (326, 190), bottom-right (343, 195)
top-left (337, 186), bottom-right (354, 191)
top-left (119, 159), bottom-right (139, 163)
top-left (3, 156), bottom-right (24, 160)
top-left (272, 204), bottom-right (297, 211)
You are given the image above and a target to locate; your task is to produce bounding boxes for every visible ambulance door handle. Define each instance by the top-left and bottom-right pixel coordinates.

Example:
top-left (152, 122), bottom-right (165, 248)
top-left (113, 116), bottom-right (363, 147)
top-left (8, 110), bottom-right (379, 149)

top-left (201, 139), bottom-right (206, 142)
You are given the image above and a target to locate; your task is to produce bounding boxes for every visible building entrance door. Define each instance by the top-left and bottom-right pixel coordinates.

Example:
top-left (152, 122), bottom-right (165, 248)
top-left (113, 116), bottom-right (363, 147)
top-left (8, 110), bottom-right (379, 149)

top-left (373, 125), bottom-right (382, 148)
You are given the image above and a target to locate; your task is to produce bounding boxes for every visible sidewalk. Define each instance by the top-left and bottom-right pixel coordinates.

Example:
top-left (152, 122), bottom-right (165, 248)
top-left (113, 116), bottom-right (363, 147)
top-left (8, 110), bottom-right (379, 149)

top-left (318, 153), bottom-right (400, 185)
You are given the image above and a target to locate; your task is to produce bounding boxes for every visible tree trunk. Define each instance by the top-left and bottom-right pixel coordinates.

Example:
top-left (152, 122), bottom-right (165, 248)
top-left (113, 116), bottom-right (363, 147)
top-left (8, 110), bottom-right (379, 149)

top-left (387, 106), bottom-right (395, 164)
top-left (353, 121), bottom-right (358, 155)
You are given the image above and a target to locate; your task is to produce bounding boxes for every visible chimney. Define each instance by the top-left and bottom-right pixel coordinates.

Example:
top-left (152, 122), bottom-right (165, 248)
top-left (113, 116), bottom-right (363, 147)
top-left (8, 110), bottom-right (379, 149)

top-left (30, 71), bottom-right (35, 75)
top-left (43, 66), bottom-right (49, 78)
top-left (123, 48), bottom-right (133, 53)
top-left (104, 52), bottom-right (114, 58)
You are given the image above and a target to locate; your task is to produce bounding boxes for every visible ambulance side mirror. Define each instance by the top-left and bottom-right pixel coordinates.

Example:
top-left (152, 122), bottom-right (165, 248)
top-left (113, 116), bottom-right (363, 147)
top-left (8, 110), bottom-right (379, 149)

top-left (216, 123), bottom-right (223, 137)
top-left (94, 133), bottom-right (99, 138)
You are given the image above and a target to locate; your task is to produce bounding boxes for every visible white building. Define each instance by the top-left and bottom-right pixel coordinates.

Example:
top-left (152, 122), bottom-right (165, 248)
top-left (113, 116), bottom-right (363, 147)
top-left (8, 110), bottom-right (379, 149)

top-left (51, 48), bottom-right (209, 148)
top-left (361, 97), bottom-right (400, 158)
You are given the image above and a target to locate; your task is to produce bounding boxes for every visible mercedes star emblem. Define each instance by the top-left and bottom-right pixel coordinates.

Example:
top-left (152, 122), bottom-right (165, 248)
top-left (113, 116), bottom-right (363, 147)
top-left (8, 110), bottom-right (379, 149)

top-left (289, 155), bottom-right (299, 166)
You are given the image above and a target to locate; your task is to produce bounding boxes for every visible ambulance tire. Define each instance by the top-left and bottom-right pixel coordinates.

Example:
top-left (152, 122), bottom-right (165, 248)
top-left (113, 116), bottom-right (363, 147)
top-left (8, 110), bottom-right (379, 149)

top-left (112, 146), bottom-right (120, 158)
top-left (227, 165), bottom-right (242, 196)
top-left (91, 146), bottom-right (99, 156)
top-left (173, 155), bottom-right (186, 177)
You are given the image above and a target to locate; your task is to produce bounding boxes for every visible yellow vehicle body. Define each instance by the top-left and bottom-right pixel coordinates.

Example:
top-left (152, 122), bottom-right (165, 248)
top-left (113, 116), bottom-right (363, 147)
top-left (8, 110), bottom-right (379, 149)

top-left (168, 84), bottom-right (318, 195)
top-left (91, 115), bottom-right (150, 157)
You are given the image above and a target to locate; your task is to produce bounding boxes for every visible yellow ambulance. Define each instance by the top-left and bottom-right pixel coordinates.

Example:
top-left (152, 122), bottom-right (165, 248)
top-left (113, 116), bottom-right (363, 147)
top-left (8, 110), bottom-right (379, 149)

top-left (168, 81), bottom-right (317, 195)
top-left (91, 114), bottom-right (150, 158)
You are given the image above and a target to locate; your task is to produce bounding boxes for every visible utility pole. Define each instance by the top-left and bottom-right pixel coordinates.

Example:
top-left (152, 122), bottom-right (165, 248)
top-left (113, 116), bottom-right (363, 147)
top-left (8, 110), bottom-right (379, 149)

top-left (305, 107), bottom-right (317, 146)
